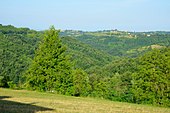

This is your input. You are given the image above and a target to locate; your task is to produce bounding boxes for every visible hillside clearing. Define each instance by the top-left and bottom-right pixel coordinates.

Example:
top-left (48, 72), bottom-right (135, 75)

top-left (0, 88), bottom-right (169, 113)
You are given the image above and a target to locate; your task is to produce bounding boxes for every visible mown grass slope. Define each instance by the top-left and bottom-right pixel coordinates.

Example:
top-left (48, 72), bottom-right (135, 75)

top-left (0, 88), bottom-right (169, 113)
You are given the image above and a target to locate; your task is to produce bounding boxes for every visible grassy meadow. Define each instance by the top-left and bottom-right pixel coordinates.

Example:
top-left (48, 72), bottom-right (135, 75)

top-left (0, 88), bottom-right (169, 113)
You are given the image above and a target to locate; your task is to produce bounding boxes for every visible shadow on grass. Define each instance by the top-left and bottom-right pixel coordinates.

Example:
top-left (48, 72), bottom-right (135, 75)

top-left (0, 96), bottom-right (54, 113)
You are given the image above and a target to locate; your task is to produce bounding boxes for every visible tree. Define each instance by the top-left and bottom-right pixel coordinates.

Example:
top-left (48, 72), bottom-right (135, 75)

top-left (131, 48), bottom-right (170, 107)
top-left (25, 26), bottom-right (73, 94)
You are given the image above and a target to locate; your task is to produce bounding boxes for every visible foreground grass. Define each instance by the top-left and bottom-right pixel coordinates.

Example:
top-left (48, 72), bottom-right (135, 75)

top-left (0, 88), bottom-right (169, 113)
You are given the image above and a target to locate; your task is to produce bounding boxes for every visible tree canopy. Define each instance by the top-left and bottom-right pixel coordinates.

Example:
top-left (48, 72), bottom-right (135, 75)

top-left (132, 48), bottom-right (170, 106)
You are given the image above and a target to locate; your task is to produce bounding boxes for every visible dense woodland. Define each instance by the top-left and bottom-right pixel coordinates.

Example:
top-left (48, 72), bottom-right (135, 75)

top-left (0, 24), bottom-right (170, 107)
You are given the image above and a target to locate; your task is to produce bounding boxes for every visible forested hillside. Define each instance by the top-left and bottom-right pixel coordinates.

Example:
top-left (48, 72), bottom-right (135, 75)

top-left (61, 30), bottom-right (170, 57)
top-left (62, 36), bottom-right (113, 70)
top-left (0, 24), bottom-right (40, 86)
top-left (0, 24), bottom-right (170, 107)
top-left (0, 25), bottom-right (113, 85)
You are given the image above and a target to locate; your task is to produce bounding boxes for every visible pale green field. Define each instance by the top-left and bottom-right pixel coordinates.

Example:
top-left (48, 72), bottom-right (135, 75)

top-left (0, 88), bottom-right (169, 113)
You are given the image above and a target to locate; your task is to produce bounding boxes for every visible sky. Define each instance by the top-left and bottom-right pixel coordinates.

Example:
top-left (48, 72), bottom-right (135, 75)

top-left (0, 0), bottom-right (170, 31)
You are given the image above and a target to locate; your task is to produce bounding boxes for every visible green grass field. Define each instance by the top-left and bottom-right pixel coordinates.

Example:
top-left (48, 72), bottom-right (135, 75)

top-left (0, 88), bottom-right (169, 113)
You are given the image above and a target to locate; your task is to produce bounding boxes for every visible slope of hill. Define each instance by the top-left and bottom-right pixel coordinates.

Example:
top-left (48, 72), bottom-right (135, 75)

top-left (62, 36), bottom-right (113, 70)
top-left (61, 30), bottom-right (170, 57)
top-left (0, 26), bottom-right (40, 85)
top-left (0, 88), bottom-right (169, 113)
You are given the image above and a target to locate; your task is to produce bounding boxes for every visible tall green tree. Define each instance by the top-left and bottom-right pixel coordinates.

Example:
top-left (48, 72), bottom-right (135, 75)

top-left (25, 26), bottom-right (73, 94)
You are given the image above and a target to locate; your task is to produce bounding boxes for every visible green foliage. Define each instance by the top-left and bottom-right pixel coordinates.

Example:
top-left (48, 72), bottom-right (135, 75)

top-left (0, 75), bottom-right (9, 88)
top-left (72, 69), bottom-right (91, 96)
top-left (0, 24), bottom-right (38, 35)
top-left (90, 77), bottom-right (110, 98)
top-left (131, 48), bottom-right (170, 106)
top-left (62, 36), bottom-right (113, 70)
top-left (7, 81), bottom-right (17, 89)
top-left (107, 72), bottom-right (133, 102)
top-left (0, 25), bottom-right (39, 87)
top-left (25, 26), bottom-right (73, 94)
top-left (86, 58), bottom-right (135, 102)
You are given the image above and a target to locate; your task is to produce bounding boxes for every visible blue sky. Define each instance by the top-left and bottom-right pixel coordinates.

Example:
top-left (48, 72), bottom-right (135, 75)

top-left (0, 0), bottom-right (170, 31)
